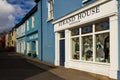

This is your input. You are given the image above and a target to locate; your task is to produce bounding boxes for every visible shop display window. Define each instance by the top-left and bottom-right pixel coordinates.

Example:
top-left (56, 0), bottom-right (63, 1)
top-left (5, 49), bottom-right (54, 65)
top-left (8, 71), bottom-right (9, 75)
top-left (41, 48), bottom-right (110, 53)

top-left (82, 25), bottom-right (92, 34)
top-left (69, 20), bottom-right (110, 63)
top-left (82, 35), bottom-right (93, 61)
top-left (95, 21), bottom-right (109, 32)
top-left (96, 33), bottom-right (110, 63)
top-left (71, 28), bottom-right (80, 60)
top-left (71, 28), bottom-right (79, 36)
top-left (71, 37), bottom-right (79, 60)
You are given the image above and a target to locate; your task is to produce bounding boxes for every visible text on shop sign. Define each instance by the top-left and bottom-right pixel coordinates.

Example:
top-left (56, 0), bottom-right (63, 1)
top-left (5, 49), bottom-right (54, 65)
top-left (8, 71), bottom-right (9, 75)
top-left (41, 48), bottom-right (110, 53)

top-left (58, 6), bottom-right (100, 26)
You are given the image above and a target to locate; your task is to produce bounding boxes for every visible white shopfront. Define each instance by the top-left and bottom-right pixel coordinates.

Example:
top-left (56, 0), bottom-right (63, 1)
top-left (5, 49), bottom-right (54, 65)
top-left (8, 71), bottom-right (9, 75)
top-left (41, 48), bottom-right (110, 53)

top-left (53, 0), bottom-right (118, 79)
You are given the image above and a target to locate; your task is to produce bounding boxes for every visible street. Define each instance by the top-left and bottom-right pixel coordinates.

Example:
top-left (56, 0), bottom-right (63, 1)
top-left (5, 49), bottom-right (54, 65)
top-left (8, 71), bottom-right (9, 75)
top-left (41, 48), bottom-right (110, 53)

top-left (0, 52), bottom-right (114, 80)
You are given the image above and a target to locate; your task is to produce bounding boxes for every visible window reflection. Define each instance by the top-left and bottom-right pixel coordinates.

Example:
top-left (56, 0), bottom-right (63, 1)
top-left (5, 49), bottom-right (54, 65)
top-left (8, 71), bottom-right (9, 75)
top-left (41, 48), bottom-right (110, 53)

top-left (71, 37), bottom-right (79, 60)
top-left (82, 25), bottom-right (92, 34)
top-left (82, 35), bottom-right (93, 61)
top-left (95, 21), bottom-right (109, 32)
top-left (96, 33), bottom-right (110, 63)
top-left (71, 28), bottom-right (79, 36)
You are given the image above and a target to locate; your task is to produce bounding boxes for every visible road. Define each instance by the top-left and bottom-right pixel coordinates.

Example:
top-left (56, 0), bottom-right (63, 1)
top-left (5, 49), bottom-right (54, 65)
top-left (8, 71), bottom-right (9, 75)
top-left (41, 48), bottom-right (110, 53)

top-left (0, 52), bottom-right (114, 80)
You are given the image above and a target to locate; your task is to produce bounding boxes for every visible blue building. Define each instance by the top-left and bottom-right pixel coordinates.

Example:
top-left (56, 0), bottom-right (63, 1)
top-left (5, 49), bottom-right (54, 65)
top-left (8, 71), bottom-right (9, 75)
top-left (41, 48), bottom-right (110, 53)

top-left (16, 5), bottom-right (39, 57)
top-left (35, 0), bottom-right (82, 64)
top-left (16, 20), bottom-right (26, 54)
top-left (35, 0), bottom-right (119, 79)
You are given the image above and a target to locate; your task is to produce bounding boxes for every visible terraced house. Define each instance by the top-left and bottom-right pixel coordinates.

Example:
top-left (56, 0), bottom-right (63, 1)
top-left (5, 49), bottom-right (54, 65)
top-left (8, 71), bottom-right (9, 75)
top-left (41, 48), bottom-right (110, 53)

top-left (5, 27), bottom-right (16, 51)
top-left (35, 0), bottom-right (120, 79)
top-left (16, 5), bottom-right (39, 56)
top-left (15, 0), bottom-right (120, 79)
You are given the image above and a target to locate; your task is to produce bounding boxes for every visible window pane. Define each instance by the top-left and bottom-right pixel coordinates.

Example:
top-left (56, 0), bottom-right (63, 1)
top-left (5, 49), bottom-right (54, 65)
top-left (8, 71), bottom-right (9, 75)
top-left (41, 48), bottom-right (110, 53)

top-left (96, 33), bottom-right (110, 63)
top-left (82, 35), bottom-right (93, 61)
top-left (71, 28), bottom-right (79, 36)
top-left (71, 37), bottom-right (79, 60)
top-left (82, 25), bottom-right (92, 34)
top-left (60, 31), bottom-right (65, 38)
top-left (95, 21), bottom-right (109, 32)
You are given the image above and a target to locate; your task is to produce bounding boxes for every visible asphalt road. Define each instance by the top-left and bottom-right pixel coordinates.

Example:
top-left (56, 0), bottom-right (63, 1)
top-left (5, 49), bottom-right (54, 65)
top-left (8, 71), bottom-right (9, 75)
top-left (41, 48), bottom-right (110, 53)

top-left (0, 52), bottom-right (114, 80)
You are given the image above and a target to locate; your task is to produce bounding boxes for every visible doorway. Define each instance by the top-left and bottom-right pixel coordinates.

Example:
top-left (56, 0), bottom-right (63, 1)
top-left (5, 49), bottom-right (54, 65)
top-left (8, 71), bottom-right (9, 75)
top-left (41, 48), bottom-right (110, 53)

top-left (59, 39), bottom-right (65, 66)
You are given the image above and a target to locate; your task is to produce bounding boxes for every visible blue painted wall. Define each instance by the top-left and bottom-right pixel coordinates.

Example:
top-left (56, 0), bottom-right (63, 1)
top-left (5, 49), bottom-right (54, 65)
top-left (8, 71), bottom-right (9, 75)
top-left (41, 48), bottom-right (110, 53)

top-left (53, 0), bottom-right (82, 20)
top-left (25, 9), bottom-right (39, 55)
top-left (53, 0), bottom-right (95, 20)
top-left (37, 1), bottom-right (42, 60)
top-left (37, 0), bottom-right (96, 64)
top-left (26, 11), bottom-right (38, 35)
top-left (38, 0), bottom-right (55, 64)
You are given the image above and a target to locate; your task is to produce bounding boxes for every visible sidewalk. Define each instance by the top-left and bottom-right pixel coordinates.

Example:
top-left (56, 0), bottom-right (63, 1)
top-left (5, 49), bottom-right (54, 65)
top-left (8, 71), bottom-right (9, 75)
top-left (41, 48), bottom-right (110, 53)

top-left (16, 52), bottom-right (116, 80)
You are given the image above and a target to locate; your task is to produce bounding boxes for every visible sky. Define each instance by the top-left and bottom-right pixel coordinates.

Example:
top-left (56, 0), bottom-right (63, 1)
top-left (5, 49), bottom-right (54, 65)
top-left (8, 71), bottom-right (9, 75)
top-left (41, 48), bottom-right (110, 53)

top-left (0, 0), bottom-right (36, 33)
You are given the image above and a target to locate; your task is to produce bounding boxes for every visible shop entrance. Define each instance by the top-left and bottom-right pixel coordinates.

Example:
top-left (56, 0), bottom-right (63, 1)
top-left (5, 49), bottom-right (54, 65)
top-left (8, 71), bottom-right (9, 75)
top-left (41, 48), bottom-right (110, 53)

top-left (59, 39), bottom-right (65, 66)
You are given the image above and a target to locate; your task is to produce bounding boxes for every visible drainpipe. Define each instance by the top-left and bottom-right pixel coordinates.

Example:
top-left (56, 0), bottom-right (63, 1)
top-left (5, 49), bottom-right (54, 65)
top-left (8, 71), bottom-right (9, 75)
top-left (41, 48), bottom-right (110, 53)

top-left (41, 0), bottom-right (43, 61)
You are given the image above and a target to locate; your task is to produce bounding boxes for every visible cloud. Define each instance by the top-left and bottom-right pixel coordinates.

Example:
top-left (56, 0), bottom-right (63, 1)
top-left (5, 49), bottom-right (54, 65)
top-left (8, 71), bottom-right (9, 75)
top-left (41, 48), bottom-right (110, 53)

top-left (0, 0), bottom-right (35, 33)
top-left (0, 0), bottom-right (15, 33)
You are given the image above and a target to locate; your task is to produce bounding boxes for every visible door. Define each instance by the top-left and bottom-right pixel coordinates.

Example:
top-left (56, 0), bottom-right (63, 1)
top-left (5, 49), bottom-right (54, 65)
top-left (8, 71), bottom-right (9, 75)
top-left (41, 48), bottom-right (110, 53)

top-left (60, 39), bottom-right (65, 66)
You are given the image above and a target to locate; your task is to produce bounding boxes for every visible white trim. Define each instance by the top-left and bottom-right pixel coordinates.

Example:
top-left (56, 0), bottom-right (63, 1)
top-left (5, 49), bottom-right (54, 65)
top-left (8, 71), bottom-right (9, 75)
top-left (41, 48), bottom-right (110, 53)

top-left (53, 0), bottom-right (118, 32)
top-left (36, 40), bottom-right (38, 55)
top-left (32, 16), bottom-right (35, 28)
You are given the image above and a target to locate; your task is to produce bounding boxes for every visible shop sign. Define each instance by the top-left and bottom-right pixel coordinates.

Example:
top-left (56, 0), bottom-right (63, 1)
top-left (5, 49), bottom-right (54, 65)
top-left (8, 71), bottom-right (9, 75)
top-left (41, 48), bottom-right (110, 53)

top-left (58, 6), bottom-right (100, 27)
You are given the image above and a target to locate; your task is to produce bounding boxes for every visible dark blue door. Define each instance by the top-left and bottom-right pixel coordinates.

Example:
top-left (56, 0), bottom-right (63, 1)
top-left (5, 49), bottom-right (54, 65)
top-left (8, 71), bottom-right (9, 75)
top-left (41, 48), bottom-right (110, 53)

top-left (60, 39), bottom-right (65, 66)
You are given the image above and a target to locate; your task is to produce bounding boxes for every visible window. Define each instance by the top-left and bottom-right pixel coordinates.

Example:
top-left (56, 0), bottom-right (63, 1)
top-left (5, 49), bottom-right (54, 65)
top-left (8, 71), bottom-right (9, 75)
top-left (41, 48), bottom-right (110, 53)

top-left (69, 20), bottom-right (110, 63)
top-left (48, 0), bottom-right (53, 20)
top-left (95, 21), bottom-right (109, 32)
top-left (82, 35), bottom-right (93, 61)
top-left (82, 25), bottom-right (92, 34)
top-left (27, 20), bottom-right (29, 31)
top-left (71, 28), bottom-right (80, 60)
top-left (21, 25), bottom-right (24, 34)
top-left (32, 16), bottom-right (35, 28)
top-left (95, 21), bottom-right (110, 63)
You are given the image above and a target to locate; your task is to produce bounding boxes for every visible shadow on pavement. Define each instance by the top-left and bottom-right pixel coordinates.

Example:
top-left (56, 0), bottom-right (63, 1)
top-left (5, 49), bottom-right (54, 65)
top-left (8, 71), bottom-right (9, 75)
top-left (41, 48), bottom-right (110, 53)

top-left (0, 52), bottom-right (64, 80)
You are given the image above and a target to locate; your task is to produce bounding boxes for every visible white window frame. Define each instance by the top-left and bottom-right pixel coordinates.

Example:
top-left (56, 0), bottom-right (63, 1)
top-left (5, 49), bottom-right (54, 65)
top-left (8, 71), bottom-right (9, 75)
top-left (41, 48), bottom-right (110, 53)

top-left (27, 20), bottom-right (29, 31)
top-left (47, 0), bottom-right (53, 21)
top-left (70, 20), bottom-right (110, 64)
top-left (32, 16), bottom-right (35, 28)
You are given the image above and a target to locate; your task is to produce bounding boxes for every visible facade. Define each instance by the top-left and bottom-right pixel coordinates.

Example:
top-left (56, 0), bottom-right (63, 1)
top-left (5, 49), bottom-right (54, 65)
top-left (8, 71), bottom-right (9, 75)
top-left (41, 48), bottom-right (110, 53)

top-left (25, 6), bottom-right (39, 56)
top-left (35, 0), bottom-right (82, 64)
top-left (16, 5), bottom-right (38, 56)
top-left (5, 28), bottom-right (16, 48)
top-left (16, 23), bottom-right (26, 54)
top-left (5, 28), bottom-right (16, 51)
top-left (5, 32), bottom-right (11, 47)
top-left (52, 0), bottom-right (119, 79)
top-left (14, 0), bottom-right (120, 79)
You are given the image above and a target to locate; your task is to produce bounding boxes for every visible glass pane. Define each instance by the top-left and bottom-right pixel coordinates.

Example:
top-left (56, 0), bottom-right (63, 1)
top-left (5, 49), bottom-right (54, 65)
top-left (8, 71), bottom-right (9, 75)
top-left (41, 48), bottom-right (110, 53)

top-left (82, 35), bottom-right (93, 61)
top-left (96, 33), bottom-right (110, 63)
top-left (60, 31), bottom-right (65, 38)
top-left (71, 28), bottom-right (79, 36)
top-left (95, 21), bottom-right (109, 32)
top-left (71, 37), bottom-right (79, 60)
top-left (82, 25), bottom-right (92, 34)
